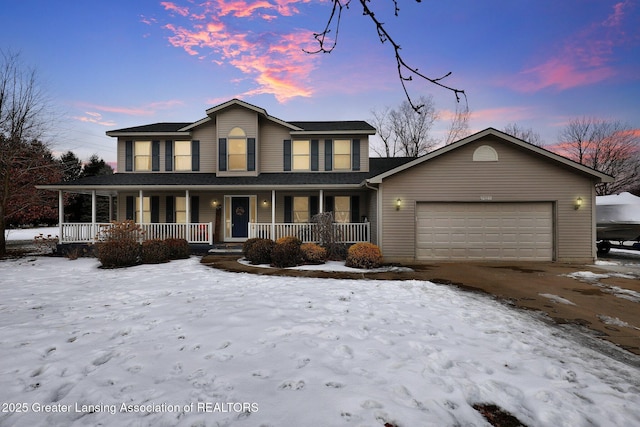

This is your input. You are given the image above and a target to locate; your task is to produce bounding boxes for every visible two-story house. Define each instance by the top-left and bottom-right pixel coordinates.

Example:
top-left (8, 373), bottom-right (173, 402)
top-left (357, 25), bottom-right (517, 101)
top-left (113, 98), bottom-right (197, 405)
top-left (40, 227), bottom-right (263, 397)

top-left (43, 98), bottom-right (612, 262)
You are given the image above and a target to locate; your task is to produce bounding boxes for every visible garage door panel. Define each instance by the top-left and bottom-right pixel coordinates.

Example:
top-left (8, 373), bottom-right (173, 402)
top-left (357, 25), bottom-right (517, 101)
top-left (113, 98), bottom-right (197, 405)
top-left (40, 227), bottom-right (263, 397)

top-left (416, 202), bottom-right (553, 261)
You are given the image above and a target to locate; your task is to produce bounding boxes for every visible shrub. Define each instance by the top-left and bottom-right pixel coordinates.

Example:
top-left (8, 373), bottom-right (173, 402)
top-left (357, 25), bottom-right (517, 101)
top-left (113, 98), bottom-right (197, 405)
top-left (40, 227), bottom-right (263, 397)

top-left (276, 236), bottom-right (302, 246)
top-left (301, 243), bottom-right (327, 264)
top-left (95, 220), bottom-right (143, 268)
top-left (243, 237), bottom-right (264, 257)
top-left (141, 239), bottom-right (170, 264)
top-left (271, 236), bottom-right (303, 268)
top-left (345, 242), bottom-right (383, 269)
top-left (245, 238), bottom-right (274, 265)
top-left (96, 239), bottom-right (140, 268)
top-left (164, 238), bottom-right (190, 259)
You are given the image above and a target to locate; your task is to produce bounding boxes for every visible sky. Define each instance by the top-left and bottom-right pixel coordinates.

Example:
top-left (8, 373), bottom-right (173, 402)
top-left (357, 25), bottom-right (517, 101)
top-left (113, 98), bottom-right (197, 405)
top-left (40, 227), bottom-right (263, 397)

top-left (1, 0), bottom-right (639, 164)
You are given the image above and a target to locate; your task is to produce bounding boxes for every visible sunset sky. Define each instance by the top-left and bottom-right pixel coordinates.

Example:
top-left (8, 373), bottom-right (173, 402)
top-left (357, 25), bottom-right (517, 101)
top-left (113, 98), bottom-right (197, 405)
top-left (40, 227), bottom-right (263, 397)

top-left (2, 0), bottom-right (639, 163)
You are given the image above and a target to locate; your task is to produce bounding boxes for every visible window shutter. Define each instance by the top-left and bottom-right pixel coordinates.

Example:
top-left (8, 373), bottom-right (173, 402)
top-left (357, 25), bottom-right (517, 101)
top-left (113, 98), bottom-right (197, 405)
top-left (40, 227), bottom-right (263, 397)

top-left (125, 141), bottom-right (133, 171)
top-left (190, 196), bottom-right (200, 223)
top-left (247, 137), bottom-right (256, 171)
top-left (350, 196), bottom-right (360, 223)
top-left (165, 140), bottom-right (173, 171)
top-left (311, 140), bottom-right (319, 171)
top-left (151, 196), bottom-right (160, 223)
top-left (325, 196), bottom-right (334, 215)
top-left (126, 196), bottom-right (134, 220)
top-left (218, 138), bottom-right (227, 171)
top-left (284, 196), bottom-right (292, 223)
top-left (310, 196), bottom-right (319, 218)
top-left (152, 141), bottom-right (160, 171)
top-left (352, 139), bottom-right (360, 171)
top-left (166, 196), bottom-right (175, 223)
top-left (191, 140), bottom-right (200, 171)
top-left (324, 139), bottom-right (332, 171)
top-left (283, 139), bottom-right (291, 171)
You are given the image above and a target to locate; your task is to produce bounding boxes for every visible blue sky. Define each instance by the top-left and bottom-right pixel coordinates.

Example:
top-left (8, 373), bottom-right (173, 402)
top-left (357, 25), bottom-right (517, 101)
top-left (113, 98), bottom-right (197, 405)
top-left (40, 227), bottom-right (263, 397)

top-left (2, 0), bottom-right (638, 164)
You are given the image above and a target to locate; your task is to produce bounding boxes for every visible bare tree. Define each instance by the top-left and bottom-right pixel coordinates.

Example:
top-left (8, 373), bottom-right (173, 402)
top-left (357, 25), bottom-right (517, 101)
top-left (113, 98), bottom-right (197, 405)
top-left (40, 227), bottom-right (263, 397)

top-left (369, 105), bottom-right (397, 157)
top-left (0, 50), bottom-right (55, 256)
top-left (443, 103), bottom-right (471, 145)
top-left (557, 117), bottom-right (640, 195)
top-left (384, 95), bottom-right (439, 157)
top-left (307, 0), bottom-right (466, 112)
top-left (502, 123), bottom-right (544, 147)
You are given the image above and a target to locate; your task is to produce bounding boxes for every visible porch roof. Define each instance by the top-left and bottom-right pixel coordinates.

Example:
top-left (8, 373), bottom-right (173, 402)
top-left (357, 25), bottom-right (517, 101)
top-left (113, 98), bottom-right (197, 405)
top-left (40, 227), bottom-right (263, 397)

top-left (39, 157), bottom-right (414, 192)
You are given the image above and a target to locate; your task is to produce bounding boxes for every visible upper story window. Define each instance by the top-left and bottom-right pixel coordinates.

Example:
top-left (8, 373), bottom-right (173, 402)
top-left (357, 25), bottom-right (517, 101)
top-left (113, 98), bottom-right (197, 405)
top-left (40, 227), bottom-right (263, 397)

top-left (135, 141), bottom-right (152, 171)
top-left (334, 139), bottom-right (351, 170)
top-left (293, 140), bottom-right (310, 170)
top-left (174, 141), bottom-right (191, 171)
top-left (228, 127), bottom-right (247, 171)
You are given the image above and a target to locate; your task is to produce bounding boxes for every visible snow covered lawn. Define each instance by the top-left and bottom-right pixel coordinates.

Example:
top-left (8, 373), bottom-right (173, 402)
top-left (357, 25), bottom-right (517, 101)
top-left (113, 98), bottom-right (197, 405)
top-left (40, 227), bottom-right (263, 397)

top-left (1, 256), bottom-right (639, 427)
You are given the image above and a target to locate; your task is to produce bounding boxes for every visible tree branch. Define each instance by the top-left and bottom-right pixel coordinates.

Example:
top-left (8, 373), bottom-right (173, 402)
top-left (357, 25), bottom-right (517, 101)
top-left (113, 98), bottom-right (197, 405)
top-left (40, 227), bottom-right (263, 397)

top-left (307, 0), bottom-right (466, 112)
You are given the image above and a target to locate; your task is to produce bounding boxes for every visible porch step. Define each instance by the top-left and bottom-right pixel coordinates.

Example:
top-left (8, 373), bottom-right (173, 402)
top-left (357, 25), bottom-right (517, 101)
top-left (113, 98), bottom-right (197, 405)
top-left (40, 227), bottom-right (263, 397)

top-left (208, 243), bottom-right (244, 254)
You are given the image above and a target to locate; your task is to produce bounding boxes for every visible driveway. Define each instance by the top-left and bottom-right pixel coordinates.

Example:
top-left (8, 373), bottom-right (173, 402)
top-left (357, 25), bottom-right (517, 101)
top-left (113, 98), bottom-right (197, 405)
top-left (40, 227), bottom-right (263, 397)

top-left (202, 250), bottom-right (640, 360)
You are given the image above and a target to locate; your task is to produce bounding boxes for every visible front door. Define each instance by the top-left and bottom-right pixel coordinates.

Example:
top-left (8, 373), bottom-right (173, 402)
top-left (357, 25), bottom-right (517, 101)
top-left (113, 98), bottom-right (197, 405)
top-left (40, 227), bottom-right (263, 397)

top-left (231, 197), bottom-right (250, 238)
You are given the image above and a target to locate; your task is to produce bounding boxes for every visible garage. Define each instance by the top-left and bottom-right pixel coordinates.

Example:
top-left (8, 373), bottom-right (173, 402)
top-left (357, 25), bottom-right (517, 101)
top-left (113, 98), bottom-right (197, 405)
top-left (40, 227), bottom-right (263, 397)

top-left (416, 202), bottom-right (554, 261)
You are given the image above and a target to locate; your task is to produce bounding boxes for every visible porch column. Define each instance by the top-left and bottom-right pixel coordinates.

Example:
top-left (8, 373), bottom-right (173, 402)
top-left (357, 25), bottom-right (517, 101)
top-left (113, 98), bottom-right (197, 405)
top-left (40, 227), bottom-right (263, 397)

top-left (319, 189), bottom-right (324, 213)
top-left (91, 190), bottom-right (97, 240)
top-left (271, 189), bottom-right (275, 240)
top-left (58, 190), bottom-right (64, 243)
top-left (138, 190), bottom-right (144, 225)
top-left (185, 190), bottom-right (190, 242)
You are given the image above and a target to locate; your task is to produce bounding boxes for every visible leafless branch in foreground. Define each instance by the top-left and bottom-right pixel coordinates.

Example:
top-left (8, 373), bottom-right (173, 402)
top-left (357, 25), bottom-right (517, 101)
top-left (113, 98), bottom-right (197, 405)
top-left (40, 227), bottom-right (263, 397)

top-left (306, 0), bottom-right (466, 112)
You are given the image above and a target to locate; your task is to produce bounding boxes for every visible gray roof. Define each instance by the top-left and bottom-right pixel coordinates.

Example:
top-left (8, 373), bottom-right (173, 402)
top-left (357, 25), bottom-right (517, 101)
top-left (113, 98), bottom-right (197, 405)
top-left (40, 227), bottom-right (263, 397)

top-left (289, 121), bottom-right (376, 132)
top-left (45, 158), bottom-right (414, 189)
top-left (107, 123), bottom-right (192, 134)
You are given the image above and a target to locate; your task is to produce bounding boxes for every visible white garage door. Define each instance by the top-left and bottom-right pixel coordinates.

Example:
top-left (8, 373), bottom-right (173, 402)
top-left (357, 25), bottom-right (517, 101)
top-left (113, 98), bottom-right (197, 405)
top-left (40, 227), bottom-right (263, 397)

top-left (416, 202), bottom-right (553, 261)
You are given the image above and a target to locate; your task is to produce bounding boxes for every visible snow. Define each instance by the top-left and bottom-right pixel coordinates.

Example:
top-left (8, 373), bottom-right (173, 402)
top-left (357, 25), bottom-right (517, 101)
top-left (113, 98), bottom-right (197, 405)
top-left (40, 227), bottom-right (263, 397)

top-left (239, 258), bottom-right (414, 273)
top-left (1, 256), bottom-right (639, 427)
top-left (4, 227), bottom-right (59, 241)
top-left (538, 293), bottom-right (576, 306)
top-left (565, 271), bottom-right (640, 303)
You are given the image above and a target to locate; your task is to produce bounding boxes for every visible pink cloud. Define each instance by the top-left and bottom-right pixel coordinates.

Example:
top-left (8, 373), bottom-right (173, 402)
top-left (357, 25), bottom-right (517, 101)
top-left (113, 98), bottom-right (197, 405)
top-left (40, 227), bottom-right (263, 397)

top-left (470, 106), bottom-right (534, 123)
top-left (158, 1), bottom-right (318, 102)
top-left (507, 1), bottom-right (636, 92)
top-left (160, 1), bottom-right (190, 17)
top-left (74, 100), bottom-right (184, 121)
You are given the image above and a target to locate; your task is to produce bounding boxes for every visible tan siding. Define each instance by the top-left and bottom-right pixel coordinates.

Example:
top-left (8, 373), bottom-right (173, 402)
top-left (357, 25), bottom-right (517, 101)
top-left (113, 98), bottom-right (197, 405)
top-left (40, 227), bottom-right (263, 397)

top-left (191, 121), bottom-right (216, 173)
top-left (259, 121), bottom-right (291, 172)
top-left (380, 137), bottom-right (596, 262)
top-left (116, 138), bottom-right (126, 173)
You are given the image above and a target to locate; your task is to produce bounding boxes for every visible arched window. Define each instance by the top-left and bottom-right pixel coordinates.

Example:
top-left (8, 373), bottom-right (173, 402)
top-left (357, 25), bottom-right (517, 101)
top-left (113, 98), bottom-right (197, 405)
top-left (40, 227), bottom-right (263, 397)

top-left (473, 145), bottom-right (499, 162)
top-left (228, 127), bottom-right (247, 171)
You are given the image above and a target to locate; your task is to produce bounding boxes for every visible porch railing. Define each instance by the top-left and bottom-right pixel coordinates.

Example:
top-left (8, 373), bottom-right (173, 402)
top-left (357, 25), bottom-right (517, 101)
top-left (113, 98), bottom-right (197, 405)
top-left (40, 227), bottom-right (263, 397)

top-left (60, 222), bottom-right (214, 244)
top-left (249, 222), bottom-right (369, 243)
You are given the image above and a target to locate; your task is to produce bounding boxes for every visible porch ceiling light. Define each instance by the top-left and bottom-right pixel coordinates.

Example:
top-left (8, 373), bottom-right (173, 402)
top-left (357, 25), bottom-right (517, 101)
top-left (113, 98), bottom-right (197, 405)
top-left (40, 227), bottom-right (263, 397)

top-left (396, 198), bottom-right (401, 211)
top-left (574, 197), bottom-right (583, 210)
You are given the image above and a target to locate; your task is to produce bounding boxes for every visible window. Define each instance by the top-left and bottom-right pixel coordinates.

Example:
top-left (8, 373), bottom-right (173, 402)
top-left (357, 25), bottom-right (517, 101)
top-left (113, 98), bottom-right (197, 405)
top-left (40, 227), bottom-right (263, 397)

top-left (135, 141), bottom-right (151, 171)
top-left (334, 196), bottom-right (351, 223)
top-left (292, 140), bottom-right (310, 170)
top-left (228, 127), bottom-right (247, 171)
top-left (175, 197), bottom-right (187, 223)
top-left (174, 141), bottom-right (191, 171)
top-left (293, 197), bottom-right (309, 223)
top-left (334, 139), bottom-right (351, 170)
top-left (135, 197), bottom-right (151, 223)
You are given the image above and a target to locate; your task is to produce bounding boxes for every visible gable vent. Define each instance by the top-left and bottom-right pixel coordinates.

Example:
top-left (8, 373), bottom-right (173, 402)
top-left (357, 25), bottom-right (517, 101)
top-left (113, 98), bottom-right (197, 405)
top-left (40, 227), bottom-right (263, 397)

top-left (473, 145), bottom-right (498, 162)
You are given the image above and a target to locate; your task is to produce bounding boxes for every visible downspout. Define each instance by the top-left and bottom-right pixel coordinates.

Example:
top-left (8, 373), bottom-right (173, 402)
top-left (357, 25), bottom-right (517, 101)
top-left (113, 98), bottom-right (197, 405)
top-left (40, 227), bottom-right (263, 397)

top-left (364, 180), bottom-right (380, 246)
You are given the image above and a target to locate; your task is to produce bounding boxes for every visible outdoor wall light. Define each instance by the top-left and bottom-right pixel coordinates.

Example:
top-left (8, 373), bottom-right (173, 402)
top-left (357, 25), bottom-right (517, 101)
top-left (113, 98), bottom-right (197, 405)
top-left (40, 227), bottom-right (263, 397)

top-left (262, 199), bottom-right (268, 206)
top-left (574, 197), bottom-right (583, 210)
top-left (211, 199), bottom-right (219, 207)
top-left (396, 198), bottom-right (402, 211)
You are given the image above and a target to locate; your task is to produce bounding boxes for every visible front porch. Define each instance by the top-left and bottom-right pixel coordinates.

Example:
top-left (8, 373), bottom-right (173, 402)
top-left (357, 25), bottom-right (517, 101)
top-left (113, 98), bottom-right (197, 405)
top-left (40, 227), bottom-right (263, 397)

top-left (53, 188), bottom-right (371, 245)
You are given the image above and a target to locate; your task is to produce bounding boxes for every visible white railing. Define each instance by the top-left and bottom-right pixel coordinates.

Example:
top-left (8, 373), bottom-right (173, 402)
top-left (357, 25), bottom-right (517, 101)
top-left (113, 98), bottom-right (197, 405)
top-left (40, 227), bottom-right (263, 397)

top-left (249, 222), bottom-right (369, 243)
top-left (60, 223), bottom-right (213, 244)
